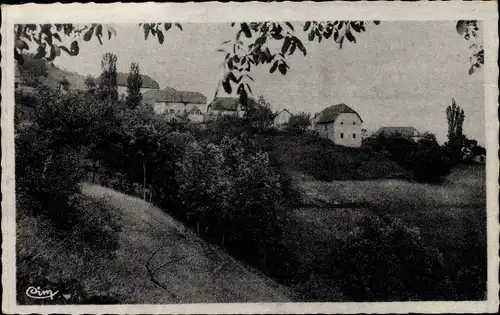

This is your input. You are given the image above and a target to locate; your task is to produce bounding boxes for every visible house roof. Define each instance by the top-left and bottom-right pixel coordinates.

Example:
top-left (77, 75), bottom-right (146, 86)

top-left (96, 72), bottom-right (160, 89)
top-left (207, 97), bottom-right (258, 111)
top-left (143, 87), bottom-right (207, 104)
top-left (315, 103), bottom-right (363, 124)
top-left (374, 127), bottom-right (421, 138)
top-left (276, 108), bottom-right (292, 116)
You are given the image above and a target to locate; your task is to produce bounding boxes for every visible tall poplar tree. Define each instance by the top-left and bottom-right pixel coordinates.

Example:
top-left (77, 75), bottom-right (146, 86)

top-left (126, 62), bottom-right (142, 109)
top-left (98, 52), bottom-right (118, 101)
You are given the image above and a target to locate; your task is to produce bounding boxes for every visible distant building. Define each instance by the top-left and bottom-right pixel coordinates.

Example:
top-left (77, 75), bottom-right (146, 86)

top-left (206, 97), bottom-right (251, 119)
top-left (313, 103), bottom-right (363, 148)
top-left (374, 127), bottom-right (423, 141)
top-left (144, 87), bottom-right (207, 122)
top-left (273, 109), bottom-right (293, 130)
top-left (96, 72), bottom-right (160, 97)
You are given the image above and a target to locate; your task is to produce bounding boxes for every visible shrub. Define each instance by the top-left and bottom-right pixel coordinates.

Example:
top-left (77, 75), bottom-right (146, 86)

top-left (285, 112), bottom-right (311, 135)
top-left (365, 134), bottom-right (452, 183)
top-left (330, 215), bottom-right (454, 301)
top-left (15, 125), bottom-right (82, 227)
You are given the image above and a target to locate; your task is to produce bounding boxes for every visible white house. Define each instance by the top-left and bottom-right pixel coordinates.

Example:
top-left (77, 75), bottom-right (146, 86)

top-left (143, 87), bottom-right (207, 122)
top-left (273, 109), bottom-right (293, 130)
top-left (206, 97), bottom-right (250, 119)
top-left (96, 72), bottom-right (160, 97)
top-left (313, 103), bottom-right (363, 148)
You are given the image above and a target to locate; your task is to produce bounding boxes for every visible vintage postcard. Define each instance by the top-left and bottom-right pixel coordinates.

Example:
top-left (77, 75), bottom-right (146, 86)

top-left (1, 1), bottom-right (499, 314)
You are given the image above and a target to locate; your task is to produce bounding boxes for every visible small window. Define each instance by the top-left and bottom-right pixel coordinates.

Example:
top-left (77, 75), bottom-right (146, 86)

top-left (340, 133), bottom-right (344, 139)
top-left (353, 133), bottom-right (356, 138)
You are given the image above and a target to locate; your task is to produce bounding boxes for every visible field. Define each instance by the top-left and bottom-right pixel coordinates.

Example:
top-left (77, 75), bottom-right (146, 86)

top-left (283, 164), bottom-right (487, 301)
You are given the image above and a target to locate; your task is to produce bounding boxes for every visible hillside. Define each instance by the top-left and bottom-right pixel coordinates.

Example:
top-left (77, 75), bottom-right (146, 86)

top-left (16, 56), bottom-right (88, 91)
top-left (256, 133), bottom-right (409, 182)
top-left (17, 184), bottom-right (292, 304)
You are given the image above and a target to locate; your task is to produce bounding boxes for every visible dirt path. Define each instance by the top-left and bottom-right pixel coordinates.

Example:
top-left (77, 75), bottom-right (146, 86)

top-left (82, 183), bottom-right (292, 303)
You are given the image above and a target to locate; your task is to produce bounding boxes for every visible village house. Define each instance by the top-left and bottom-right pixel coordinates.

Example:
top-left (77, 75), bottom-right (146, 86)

top-left (206, 97), bottom-right (250, 119)
top-left (313, 103), bottom-right (363, 148)
top-left (374, 127), bottom-right (423, 141)
top-left (273, 109), bottom-right (293, 130)
top-left (96, 72), bottom-right (160, 97)
top-left (143, 87), bottom-right (207, 122)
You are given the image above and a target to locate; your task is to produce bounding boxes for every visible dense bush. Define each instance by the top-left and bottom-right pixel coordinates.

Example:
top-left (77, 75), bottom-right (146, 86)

top-left (327, 215), bottom-right (454, 301)
top-left (364, 135), bottom-right (453, 183)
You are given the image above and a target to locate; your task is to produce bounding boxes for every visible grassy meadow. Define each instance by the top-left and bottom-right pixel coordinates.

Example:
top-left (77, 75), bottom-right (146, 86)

top-left (285, 164), bottom-right (487, 301)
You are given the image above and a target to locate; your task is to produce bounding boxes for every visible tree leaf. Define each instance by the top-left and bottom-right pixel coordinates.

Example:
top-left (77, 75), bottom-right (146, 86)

top-left (303, 21), bottom-right (311, 32)
top-left (83, 26), bottom-right (94, 41)
top-left (15, 39), bottom-right (29, 51)
top-left (285, 22), bottom-right (294, 31)
top-left (456, 20), bottom-right (467, 36)
top-left (308, 31), bottom-right (314, 41)
top-left (53, 33), bottom-right (62, 42)
top-left (59, 45), bottom-right (71, 55)
top-left (241, 23), bottom-right (252, 38)
top-left (175, 23), bottom-right (183, 31)
top-left (345, 29), bottom-right (356, 43)
top-left (34, 45), bottom-right (46, 59)
top-left (373, 21), bottom-right (380, 25)
top-left (278, 62), bottom-right (287, 75)
top-left (157, 30), bottom-right (164, 44)
top-left (281, 37), bottom-right (291, 55)
top-left (51, 45), bottom-right (61, 58)
top-left (70, 40), bottom-right (79, 56)
top-left (14, 49), bottom-right (24, 65)
top-left (296, 39), bottom-right (306, 56)
top-left (269, 60), bottom-right (278, 73)
top-left (228, 72), bottom-right (238, 83)
top-left (246, 83), bottom-right (252, 95)
top-left (143, 25), bottom-right (150, 40)
top-left (222, 78), bottom-right (232, 94)
top-left (164, 23), bottom-right (172, 32)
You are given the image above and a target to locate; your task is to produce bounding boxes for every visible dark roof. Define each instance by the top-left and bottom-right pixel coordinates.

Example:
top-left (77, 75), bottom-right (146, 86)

top-left (315, 103), bottom-right (362, 124)
top-left (207, 97), bottom-right (258, 111)
top-left (178, 91), bottom-right (207, 104)
top-left (374, 127), bottom-right (421, 138)
top-left (276, 109), bottom-right (292, 116)
top-left (96, 72), bottom-right (160, 89)
top-left (143, 87), bottom-right (207, 104)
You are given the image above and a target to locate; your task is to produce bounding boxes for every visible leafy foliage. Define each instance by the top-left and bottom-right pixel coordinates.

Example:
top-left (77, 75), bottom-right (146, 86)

top-left (285, 112), bottom-right (311, 134)
top-left (16, 53), bottom-right (48, 86)
top-left (331, 216), bottom-right (453, 301)
top-left (364, 133), bottom-right (452, 183)
top-left (243, 95), bottom-right (275, 132)
top-left (98, 52), bottom-right (118, 101)
top-left (14, 23), bottom-right (116, 65)
top-left (126, 62), bottom-right (143, 109)
top-left (15, 20), bottom-right (482, 99)
top-left (456, 20), bottom-right (484, 74)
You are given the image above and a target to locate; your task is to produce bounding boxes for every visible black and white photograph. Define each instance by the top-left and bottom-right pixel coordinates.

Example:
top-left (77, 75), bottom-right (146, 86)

top-left (1, 2), bottom-right (498, 314)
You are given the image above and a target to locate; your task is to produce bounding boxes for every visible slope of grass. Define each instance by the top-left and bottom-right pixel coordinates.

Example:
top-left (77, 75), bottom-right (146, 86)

top-left (17, 184), bottom-right (292, 304)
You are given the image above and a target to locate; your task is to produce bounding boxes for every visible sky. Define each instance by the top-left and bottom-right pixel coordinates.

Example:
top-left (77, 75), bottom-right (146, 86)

top-left (51, 21), bottom-right (485, 145)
